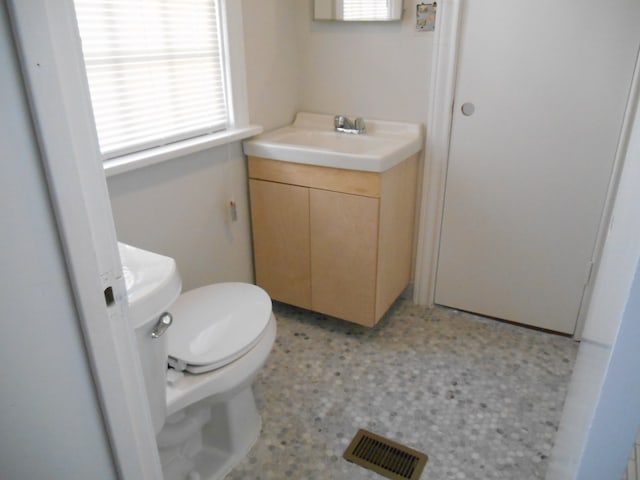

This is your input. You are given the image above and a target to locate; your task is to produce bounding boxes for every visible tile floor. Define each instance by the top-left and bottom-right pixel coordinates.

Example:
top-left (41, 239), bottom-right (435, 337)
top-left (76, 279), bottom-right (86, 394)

top-left (226, 299), bottom-right (579, 480)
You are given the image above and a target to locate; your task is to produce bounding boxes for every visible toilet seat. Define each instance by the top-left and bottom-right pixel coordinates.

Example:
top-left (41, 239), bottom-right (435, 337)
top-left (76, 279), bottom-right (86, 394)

top-left (167, 283), bottom-right (272, 374)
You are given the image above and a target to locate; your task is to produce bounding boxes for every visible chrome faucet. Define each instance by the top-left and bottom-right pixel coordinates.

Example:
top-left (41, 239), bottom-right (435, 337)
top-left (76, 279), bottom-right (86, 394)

top-left (334, 114), bottom-right (366, 134)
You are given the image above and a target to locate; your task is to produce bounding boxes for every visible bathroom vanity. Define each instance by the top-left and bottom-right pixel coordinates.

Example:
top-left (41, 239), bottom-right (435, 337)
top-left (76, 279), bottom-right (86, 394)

top-left (244, 113), bottom-right (423, 327)
top-left (248, 155), bottom-right (418, 327)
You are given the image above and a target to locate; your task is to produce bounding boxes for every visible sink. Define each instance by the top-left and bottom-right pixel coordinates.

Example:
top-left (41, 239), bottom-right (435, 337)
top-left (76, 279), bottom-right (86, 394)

top-left (243, 112), bottom-right (423, 172)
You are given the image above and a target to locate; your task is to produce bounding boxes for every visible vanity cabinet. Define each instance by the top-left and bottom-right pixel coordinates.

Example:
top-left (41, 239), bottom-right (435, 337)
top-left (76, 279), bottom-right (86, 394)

top-left (248, 155), bottom-right (418, 327)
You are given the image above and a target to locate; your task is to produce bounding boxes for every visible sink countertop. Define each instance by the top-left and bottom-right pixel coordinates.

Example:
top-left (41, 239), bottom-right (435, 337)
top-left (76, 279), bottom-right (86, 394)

top-left (243, 112), bottom-right (424, 173)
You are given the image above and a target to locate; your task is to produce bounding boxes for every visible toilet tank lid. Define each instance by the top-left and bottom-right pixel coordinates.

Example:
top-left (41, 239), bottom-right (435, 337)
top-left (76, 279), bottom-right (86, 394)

top-left (118, 242), bottom-right (182, 328)
top-left (168, 283), bottom-right (272, 371)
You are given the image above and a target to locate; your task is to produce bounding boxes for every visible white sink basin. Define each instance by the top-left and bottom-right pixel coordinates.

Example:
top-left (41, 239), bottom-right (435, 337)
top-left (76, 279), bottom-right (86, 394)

top-left (243, 112), bottom-right (423, 172)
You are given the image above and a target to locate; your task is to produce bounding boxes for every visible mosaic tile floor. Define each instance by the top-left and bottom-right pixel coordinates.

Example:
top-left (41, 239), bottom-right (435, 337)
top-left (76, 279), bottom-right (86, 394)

top-left (226, 299), bottom-right (578, 480)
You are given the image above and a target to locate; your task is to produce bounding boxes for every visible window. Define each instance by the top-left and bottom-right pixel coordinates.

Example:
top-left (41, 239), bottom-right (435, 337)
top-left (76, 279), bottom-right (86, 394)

top-left (73, 0), bottom-right (228, 160)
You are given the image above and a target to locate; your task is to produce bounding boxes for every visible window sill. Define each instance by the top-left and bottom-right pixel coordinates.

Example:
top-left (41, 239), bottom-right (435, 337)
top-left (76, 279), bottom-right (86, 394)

top-left (103, 125), bottom-right (263, 178)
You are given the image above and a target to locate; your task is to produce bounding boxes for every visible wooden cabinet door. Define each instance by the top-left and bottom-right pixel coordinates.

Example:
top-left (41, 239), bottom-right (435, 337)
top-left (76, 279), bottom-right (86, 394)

top-left (310, 189), bottom-right (379, 326)
top-left (249, 179), bottom-right (311, 309)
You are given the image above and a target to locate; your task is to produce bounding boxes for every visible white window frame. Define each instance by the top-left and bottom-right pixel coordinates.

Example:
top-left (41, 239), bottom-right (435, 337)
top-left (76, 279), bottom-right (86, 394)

top-left (82, 0), bottom-right (261, 178)
top-left (74, 0), bottom-right (231, 161)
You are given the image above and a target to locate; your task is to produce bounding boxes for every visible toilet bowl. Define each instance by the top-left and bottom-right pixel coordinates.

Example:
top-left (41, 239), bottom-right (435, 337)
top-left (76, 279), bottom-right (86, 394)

top-left (118, 243), bottom-right (276, 480)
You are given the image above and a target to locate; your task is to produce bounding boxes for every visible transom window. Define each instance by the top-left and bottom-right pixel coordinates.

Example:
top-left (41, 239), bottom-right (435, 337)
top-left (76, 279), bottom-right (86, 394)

top-left (73, 0), bottom-right (228, 160)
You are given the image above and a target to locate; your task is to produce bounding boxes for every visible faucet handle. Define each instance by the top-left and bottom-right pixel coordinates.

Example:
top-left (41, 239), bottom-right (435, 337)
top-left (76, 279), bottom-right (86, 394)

top-left (354, 117), bottom-right (366, 133)
top-left (334, 115), bottom-right (346, 129)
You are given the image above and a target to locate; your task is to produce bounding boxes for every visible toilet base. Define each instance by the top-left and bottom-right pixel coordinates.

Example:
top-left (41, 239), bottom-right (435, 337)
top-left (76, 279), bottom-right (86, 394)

top-left (157, 386), bottom-right (261, 480)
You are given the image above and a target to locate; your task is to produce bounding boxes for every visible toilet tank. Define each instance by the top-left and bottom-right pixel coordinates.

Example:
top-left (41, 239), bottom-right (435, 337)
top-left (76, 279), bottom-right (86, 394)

top-left (118, 243), bottom-right (182, 434)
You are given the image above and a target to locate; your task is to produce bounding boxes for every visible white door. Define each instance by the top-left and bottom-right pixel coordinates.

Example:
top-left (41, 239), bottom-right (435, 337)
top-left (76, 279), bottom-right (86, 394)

top-left (435, 0), bottom-right (640, 333)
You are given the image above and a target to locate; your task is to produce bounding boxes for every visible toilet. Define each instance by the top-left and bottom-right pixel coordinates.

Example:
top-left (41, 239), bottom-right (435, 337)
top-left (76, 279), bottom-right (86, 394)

top-left (119, 243), bottom-right (276, 480)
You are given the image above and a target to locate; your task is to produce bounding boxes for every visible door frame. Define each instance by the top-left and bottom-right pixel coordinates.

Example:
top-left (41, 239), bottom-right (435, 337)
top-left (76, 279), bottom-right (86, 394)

top-left (7, 2), bottom-right (164, 478)
top-left (413, 0), bottom-right (462, 309)
top-left (413, 0), bottom-right (640, 340)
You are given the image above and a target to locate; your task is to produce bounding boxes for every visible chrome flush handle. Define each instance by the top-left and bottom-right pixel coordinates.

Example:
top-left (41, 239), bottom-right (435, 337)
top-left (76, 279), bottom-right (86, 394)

top-left (151, 312), bottom-right (173, 338)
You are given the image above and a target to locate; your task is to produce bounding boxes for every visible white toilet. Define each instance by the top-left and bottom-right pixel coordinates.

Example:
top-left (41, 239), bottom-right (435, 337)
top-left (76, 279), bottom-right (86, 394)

top-left (119, 243), bottom-right (276, 480)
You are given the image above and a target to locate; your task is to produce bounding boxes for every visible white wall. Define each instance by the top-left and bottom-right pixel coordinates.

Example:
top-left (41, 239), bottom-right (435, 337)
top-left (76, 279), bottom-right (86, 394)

top-left (242, 0), bottom-right (300, 131)
top-left (0, 5), bottom-right (116, 478)
top-left (295, 0), bottom-right (433, 125)
top-left (107, 143), bottom-right (254, 292)
top-left (547, 87), bottom-right (640, 479)
top-left (242, 0), bottom-right (434, 127)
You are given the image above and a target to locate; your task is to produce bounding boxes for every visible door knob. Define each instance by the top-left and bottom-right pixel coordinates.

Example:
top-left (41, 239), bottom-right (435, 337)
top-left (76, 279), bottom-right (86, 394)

top-left (461, 102), bottom-right (475, 116)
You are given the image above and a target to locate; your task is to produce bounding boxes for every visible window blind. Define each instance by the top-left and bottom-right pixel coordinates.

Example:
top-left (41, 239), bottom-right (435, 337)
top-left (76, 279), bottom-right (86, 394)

top-left (342, 0), bottom-right (390, 21)
top-left (74, 0), bottom-right (228, 159)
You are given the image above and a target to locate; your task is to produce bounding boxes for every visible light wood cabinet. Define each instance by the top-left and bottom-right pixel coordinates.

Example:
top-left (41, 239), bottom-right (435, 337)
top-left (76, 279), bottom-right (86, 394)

top-left (310, 189), bottom-right (379, 325)
top-left (249, 179), bottom-right (311, 309)
top-left (248, 155), bottom-right (418, 327)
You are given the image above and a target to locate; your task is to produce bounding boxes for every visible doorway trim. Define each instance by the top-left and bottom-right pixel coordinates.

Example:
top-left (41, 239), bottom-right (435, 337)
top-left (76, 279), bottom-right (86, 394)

top-left (413, 0), bottom-right (463, 306)
top-left (572, 46), bottom-right (640, 339)
top-left (7, 2), bottom-right (164, 478)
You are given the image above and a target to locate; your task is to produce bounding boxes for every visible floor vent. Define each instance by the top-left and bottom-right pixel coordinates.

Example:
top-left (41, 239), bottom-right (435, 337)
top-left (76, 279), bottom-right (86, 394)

top-left (343, 429), bottom-right (428, 480)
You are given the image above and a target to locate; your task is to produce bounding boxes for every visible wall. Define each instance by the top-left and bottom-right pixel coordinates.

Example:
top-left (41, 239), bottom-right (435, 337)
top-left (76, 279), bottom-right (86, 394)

top-left (0, 4), bottom-right (116, 478)
top-left (242, 0), bottom-right (434, 129)
top-left (242, 0), bottom-right (434, 128)
top-left (242, 0), bottom-right (300, 131)
top-left (107, 143), bottom-right (254, 292)
top-left (295, 0), bottom-right (433, 126)
top-left (547, 85), bottom-right (640, 478)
